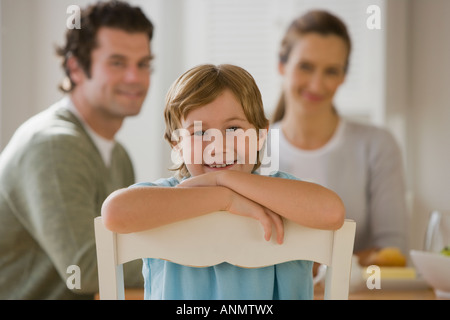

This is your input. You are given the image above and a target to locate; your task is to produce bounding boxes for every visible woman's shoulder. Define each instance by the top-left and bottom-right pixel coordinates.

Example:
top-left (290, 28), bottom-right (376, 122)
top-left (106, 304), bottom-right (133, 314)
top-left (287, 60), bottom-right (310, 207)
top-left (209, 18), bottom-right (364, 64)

top-left (343, 119), bottom-right (402, 160)
top-left (343, 119), bottom-right (397, 146)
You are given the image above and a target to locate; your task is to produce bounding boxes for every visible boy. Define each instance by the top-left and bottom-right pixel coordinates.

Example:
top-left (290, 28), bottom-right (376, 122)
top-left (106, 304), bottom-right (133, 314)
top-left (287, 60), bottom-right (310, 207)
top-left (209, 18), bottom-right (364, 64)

top-left (101, 64), bottom-right (345, 299)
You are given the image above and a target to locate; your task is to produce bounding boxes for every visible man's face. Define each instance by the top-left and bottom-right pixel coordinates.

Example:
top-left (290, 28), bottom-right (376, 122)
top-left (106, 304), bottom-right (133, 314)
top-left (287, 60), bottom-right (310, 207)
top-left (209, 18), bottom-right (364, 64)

top-left (75, 27), bottom-right (152, 120)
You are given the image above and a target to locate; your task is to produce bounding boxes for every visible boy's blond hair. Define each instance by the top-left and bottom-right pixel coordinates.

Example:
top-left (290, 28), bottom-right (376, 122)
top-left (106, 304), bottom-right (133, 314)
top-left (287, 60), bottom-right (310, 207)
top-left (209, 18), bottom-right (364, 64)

top-left (164, 64), bottom-right (269, 178)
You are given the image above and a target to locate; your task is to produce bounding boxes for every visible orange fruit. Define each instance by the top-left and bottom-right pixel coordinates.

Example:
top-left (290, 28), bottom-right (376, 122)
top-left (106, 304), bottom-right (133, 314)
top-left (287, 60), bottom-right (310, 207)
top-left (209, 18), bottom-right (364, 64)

top-left (373, 247), bottom-right (407, 266)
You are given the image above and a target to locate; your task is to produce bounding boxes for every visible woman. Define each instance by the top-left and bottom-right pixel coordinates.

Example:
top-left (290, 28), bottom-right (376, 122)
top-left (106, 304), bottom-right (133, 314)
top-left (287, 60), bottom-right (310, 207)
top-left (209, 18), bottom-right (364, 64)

top-left (272, 10), bottom-right (408, 265)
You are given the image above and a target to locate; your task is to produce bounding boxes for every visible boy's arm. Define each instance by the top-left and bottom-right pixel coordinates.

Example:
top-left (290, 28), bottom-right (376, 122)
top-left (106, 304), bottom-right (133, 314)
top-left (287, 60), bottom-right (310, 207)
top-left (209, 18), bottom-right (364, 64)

top-left (179, 171), bottom-right (345, 230)
top-left (101, 185), bottom-right (283, 241)
top-left (102, 186), bottom-right (231, 233)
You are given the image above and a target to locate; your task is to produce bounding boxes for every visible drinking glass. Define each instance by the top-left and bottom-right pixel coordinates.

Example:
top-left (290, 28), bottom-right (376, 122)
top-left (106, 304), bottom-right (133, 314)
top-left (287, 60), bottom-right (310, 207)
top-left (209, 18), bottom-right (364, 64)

top-left (424, 211), bottom-right (450, 253)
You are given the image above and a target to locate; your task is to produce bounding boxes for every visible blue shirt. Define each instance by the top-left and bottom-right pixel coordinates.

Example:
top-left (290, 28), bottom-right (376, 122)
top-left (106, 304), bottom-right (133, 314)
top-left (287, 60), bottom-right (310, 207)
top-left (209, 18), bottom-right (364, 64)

top-left (135, 171), bottom-right (313, 300)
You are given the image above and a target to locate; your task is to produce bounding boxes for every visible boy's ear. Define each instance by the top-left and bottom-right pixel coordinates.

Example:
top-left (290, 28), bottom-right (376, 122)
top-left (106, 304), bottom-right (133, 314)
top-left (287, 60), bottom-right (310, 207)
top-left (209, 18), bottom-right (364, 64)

top-left (171, 141), bottom-right (182, 154)
top-left (170, 141), bottom-right (185, 166)
top-left (257, 126), bottom-right (269, 151)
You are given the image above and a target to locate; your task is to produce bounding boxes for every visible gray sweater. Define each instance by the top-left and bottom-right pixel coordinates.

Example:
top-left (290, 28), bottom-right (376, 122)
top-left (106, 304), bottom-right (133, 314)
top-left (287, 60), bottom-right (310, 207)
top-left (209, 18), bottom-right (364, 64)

top-left (0, 98), bottom-right (143, 299)
top-left (271, 119), bottom-right (408, 254)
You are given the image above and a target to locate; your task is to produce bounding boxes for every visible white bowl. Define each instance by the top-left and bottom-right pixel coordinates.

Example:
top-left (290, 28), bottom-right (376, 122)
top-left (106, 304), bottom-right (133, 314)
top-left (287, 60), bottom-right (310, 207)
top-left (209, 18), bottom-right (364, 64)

top-left (410, 250), bottom-right (450, 299)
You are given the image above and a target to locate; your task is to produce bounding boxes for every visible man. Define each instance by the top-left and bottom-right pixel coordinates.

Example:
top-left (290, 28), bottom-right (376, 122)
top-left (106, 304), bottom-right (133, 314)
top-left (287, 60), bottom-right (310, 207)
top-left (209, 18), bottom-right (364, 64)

top-left (0, 1), bottom-right (154, 299)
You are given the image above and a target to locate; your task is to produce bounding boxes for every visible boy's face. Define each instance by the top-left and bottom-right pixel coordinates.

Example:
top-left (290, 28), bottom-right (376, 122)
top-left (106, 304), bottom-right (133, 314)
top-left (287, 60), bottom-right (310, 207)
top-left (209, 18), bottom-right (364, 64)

top-left (177, 89), bottom-right (265, 177)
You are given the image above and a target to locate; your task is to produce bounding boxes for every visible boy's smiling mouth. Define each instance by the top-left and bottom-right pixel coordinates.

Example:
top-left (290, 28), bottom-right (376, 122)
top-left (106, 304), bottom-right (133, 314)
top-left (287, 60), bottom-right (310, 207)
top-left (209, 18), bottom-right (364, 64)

top-left (204, 160), bottom-right (237, 169)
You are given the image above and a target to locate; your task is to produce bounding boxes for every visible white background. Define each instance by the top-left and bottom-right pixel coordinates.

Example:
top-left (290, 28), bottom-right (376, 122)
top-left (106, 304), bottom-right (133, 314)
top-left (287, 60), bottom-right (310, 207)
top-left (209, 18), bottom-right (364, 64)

top-left (1, 0), bottom-right (449, 251)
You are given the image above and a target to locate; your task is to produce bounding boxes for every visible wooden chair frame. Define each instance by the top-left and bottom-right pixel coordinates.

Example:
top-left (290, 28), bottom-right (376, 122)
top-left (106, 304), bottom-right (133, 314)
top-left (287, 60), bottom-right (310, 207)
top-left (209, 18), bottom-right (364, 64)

top-left (94, 212), bottom-right (355, 300)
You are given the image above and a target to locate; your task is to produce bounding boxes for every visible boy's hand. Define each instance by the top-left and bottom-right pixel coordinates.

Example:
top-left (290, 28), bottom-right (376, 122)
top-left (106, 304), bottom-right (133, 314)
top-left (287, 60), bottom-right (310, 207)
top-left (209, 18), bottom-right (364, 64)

top-left (178, 171), bottom-right (284, 244)
top-left (227, 192), bottom-right (284, 244)
top-left (177, 171), bottom-right (221, 188)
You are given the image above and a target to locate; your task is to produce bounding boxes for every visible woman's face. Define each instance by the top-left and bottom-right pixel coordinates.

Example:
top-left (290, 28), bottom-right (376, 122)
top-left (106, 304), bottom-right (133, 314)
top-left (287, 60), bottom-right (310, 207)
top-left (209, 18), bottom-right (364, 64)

top-left (279, 33), bottom-right (348, 116)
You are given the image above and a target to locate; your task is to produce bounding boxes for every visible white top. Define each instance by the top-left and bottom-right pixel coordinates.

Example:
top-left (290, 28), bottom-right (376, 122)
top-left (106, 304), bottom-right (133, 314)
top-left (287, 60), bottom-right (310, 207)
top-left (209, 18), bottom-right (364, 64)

top-left (64, 97), bottom-right (115, 167)
top-left (270, 119), bottom-right (408, 253)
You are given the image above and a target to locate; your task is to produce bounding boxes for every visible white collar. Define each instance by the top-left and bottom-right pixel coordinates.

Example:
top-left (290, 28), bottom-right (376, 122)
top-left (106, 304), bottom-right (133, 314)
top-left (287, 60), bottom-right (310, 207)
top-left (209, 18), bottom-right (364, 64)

top-left (63, 97), bottom-right (115, 167)
top-left (274, 118), bottom-right (346, 157)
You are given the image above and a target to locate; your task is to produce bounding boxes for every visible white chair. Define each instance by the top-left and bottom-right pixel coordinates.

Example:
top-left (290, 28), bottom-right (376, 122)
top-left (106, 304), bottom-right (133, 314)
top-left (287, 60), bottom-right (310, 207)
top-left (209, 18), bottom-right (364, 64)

top-left (94, 212), bottom-right (356, 300)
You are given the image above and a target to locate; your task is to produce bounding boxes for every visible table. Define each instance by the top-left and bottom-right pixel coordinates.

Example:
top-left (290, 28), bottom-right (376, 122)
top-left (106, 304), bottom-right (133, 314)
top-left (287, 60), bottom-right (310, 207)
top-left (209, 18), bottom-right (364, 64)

top-left (346, 288), bottom-right (436, 300)
top-left (313, 285), bottom-right (436, 300)
top-left (116, 287), bottom-right (437, 300)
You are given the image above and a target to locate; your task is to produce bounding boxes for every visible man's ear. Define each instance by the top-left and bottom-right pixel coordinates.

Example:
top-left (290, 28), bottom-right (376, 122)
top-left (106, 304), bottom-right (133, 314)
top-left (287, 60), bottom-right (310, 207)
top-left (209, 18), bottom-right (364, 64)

top-left (66, 56), bottom-right (85, 85)
top-left (278, 61), bottom-right (285, 76)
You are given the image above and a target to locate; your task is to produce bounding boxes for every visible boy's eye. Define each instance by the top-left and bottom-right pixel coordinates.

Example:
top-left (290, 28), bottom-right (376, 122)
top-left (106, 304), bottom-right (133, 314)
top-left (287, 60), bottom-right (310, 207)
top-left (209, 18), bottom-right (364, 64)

top-left (193, 131), bottom-right (205, 136)
top-left (226, 126), bottom-right (240, 132)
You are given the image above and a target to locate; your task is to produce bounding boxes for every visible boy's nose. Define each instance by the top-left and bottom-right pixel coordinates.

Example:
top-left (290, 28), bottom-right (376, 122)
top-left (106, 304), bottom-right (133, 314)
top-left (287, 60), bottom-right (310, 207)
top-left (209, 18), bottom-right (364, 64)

top-left (203, 132), bottom-right (236, 164)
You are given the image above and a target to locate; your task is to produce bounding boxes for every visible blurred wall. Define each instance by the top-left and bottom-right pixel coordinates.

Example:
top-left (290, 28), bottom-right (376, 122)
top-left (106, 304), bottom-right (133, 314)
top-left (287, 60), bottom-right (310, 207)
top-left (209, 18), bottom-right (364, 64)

top-left (1, 0), bottom-right (449, 251)
top-left (407, 0), bottom-right (450, 249)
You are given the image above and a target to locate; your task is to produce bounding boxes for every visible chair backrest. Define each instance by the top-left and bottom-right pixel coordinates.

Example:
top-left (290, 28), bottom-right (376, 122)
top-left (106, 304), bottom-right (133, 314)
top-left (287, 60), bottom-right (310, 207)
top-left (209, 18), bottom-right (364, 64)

top-left (94, 212), bottom-right (356, 300)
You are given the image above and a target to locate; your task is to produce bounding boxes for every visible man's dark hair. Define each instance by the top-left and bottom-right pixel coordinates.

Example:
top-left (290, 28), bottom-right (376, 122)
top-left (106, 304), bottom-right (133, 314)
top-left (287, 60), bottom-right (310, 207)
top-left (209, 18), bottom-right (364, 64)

top-left (56, 0), bottom-right (154, 92)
